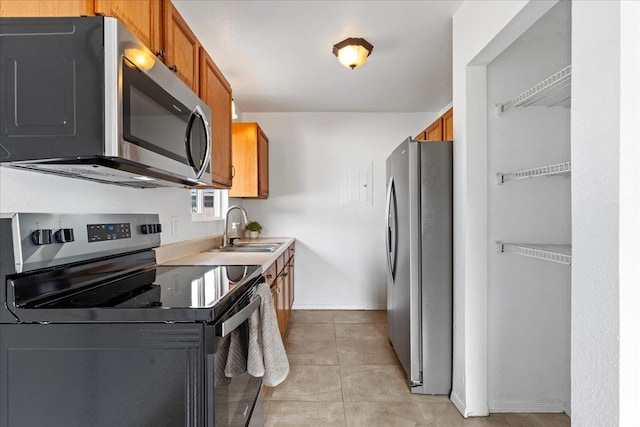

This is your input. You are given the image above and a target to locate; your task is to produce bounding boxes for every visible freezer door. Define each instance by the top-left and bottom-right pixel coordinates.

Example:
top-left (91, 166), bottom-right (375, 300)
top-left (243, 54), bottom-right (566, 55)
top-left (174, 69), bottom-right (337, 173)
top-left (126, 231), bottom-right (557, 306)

top-left (385, 176), bottom-right (398, 282)
top-left (386, 139), bottom-right (412, 376)
top-left (385, 175), bottom-right (397, 346)
top-left (416, 141), bottom-right (453, 394)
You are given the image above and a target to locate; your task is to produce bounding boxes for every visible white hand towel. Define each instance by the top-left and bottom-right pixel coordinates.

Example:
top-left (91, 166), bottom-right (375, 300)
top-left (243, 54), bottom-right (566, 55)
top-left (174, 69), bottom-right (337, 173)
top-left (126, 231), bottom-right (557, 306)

top-left (247, 282), bottom-right (289, 387)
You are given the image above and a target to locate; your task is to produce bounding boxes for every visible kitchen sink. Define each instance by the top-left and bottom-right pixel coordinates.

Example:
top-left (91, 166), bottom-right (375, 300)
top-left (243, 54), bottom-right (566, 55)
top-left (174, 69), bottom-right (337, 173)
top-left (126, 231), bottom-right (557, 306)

top-left (205, 242), bottom-right (284, 253)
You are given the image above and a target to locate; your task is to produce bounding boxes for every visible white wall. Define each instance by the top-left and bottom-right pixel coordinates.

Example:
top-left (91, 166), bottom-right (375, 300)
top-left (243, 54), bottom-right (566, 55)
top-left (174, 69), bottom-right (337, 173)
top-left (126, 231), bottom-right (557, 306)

top-left (618, 3), bottom-right (640, 425)
top-left (486, 0), bottom-right (571, 412)
top-left (572, 2), bottom-right (640, 425)
top-left (451, 0), bottom-right (552, 417)
top-left (0, 167), bottom-right (224, 244)
top-left (239, 112), bottom-right (432, 309)
top-left (455, 0), bottom-right (640, 423)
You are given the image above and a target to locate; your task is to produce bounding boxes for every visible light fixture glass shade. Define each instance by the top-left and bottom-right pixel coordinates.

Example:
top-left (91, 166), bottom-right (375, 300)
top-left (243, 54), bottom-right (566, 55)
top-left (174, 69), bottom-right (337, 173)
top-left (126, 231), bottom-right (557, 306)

top-left (333, 38), bottom-right (373, 69)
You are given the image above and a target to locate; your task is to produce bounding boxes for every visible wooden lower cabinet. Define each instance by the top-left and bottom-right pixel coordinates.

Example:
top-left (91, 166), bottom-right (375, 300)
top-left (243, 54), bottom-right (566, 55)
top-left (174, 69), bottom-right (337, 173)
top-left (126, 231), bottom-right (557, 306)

top-left (265, 242), bottom-right (295, 338)
top-left (288, 243), bottom-right (295, 308)
top-left (275, 274), bottom-right (286, 336)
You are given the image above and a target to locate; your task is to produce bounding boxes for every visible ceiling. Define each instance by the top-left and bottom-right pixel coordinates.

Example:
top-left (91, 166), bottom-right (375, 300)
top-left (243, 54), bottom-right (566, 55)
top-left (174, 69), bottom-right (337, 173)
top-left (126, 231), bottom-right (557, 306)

top-left (173, 0), bottom-right (463, 114)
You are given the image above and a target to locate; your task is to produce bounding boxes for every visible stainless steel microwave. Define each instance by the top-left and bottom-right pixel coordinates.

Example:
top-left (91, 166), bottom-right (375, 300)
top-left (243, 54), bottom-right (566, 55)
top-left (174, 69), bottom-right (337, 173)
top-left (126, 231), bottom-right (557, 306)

top-left (0, 17), bottom-right (211, 188)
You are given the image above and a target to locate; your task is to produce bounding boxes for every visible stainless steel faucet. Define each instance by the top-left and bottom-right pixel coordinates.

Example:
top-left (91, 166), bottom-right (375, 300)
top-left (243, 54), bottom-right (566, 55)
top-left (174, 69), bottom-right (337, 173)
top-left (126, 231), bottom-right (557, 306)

top-left (222, 205), bottom-right (249, 247)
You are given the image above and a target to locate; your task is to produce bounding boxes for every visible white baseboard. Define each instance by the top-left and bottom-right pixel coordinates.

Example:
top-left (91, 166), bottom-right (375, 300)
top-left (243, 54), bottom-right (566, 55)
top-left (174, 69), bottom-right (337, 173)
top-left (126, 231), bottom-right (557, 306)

top-left (450, 391), bottom-right (490, 417)
top-left (450, 391), bottom-right (467, 417)
top-left (291, 304), bottom-right (386, 310)
top-left (488, 400), bottom-right (568, 413)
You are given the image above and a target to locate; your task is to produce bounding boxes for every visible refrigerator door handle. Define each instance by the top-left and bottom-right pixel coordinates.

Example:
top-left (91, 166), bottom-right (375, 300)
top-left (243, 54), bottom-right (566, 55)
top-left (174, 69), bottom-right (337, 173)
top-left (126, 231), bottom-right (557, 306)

top-left (385, 176), bottom-right (398, 280)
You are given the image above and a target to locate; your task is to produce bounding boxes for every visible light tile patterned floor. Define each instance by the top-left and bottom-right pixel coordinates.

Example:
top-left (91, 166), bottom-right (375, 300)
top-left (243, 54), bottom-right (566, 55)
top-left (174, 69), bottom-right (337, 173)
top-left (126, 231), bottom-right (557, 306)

top-left (264, 310), bottom-right (571, 427)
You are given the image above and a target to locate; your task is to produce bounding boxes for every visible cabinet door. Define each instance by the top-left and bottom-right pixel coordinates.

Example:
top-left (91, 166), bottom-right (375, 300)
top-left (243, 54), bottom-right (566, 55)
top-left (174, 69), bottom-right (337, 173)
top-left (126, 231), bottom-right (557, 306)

top-left (414, 130), bottom-right (427, 141)
top-left (163, 0), bottom-right (200, 92)
top-left (288, 255), bottom-right (295, 308)
top-left (257, 128), bottom-right (269, 198)
top-left (281, 271), bottom-right (289, 332)
top-left (230, 123), bottom-right (258, 197)
top-left (275, 275), bottom-right (286, 337)
top-left (425, 118), bottom-right (444, 141)
top-left (199, 48), bottom-right (232, 188)
top-left (442, 108), bottom-right (453, 141)
top-left (0, 1), bottom-right (93, 16)
top-left (270, 284), bottom-right (281, 336)
top-left (264, 263), bottom-right (277, 287)
top-left (230, 123), bottom-right (269, 199)
top-left (94, 0), bottom-right (161, 52)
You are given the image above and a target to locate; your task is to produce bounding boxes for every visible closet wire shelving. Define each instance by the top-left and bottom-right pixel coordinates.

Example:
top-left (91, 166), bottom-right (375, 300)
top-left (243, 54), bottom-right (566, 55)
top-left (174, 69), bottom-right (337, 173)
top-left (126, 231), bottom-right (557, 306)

top-left (496, 242), bottom-right (572, 266)
top-left (496, 162), bottom-right (571, 184)
top-left (496, 65), bottom-right (572, 114)
top-left (495, 64), bottom-right (572, 266)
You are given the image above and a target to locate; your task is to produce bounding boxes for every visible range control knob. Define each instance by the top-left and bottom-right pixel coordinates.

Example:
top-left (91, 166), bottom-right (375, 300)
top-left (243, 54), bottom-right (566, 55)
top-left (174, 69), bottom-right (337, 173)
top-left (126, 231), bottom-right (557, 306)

top-left (141, 224), bottom-right (162, 234)
top-left (54, 228), bottom-right (75, 243)
top-left (31, 229), bottom-right (52, 246)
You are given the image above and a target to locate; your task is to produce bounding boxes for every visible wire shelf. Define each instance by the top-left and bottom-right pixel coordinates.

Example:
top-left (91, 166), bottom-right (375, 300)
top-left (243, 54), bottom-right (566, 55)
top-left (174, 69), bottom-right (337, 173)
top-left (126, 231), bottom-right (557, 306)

top-left (496, 241), bottom-right (572, 265)
top-left (496, 162), bottom-right (571, 184)
top-left (496, 65), bottom-right (572, 114)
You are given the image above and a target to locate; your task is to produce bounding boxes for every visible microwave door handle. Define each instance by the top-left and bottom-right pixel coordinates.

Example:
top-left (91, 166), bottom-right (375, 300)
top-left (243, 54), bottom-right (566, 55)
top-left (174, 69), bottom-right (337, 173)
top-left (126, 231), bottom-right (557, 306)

top-left (196, 105), bottom-right (211, 180)
top-left (220, 295), bottom-right (261, 337)
top-left (185, 105), bottom-right (211, 180)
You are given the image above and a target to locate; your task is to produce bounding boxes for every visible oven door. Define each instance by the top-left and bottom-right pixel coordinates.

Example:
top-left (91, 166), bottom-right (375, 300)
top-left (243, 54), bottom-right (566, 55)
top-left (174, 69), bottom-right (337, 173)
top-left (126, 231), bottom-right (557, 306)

top-left (207, 285), bottom-right (264, 427)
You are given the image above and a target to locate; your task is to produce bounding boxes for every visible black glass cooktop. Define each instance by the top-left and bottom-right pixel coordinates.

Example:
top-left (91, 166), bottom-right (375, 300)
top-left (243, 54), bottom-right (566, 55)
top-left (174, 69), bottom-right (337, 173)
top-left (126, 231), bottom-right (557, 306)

top-left (26, 265), bottom-right (260, 310)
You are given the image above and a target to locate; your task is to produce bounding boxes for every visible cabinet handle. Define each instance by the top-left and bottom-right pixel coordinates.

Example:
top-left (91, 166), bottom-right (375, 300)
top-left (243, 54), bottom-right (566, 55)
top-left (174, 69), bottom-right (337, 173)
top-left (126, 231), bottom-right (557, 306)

top-left (169, 65), bottom-right (178, 73)
top-left (266, 274), bottom-right (273, 279)
top-left (282, 272), bottom-right (288, 277)
top-left (155, 49), bottom-right (166, 59)
top-left (231, 165), bottom-right (236, 179)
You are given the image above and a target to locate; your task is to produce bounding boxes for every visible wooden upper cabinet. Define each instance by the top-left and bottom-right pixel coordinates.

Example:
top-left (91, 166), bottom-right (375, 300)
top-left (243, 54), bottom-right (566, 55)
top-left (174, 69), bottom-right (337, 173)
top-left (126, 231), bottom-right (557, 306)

top-left (0, 1), bottom-right (93, 17)
top-left (414, 130), bottom-right (427, 141)
top-left (1, 1), bottom-right (161, 53)
top-left (163, 0), bottom-right (200, 92)
top-left (199, 48), bottom-right (233, 189)
top-left (230, 122), bottom-right (269, 199)
top-left (425, 117), bottom-right (444, 141)
top-left (257, 128), bottom-right (269, 198)
top-left (442, 107), bottom-right (453, 141)
top-left (94, 0), bottom-right (161, 53)
top-left (415, 108), bottom-right (454, 142)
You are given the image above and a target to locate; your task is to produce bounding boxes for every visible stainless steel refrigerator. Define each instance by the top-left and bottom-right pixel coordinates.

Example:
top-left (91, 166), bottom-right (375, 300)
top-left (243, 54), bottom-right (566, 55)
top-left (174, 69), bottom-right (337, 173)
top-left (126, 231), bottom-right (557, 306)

top-left (385, 137), bottom-right (452, 394)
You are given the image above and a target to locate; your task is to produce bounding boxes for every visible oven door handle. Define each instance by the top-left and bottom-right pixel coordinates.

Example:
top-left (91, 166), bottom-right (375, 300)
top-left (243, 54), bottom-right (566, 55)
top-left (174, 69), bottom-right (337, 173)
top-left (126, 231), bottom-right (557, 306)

top-left (221, 295), bottom-right (262, 337)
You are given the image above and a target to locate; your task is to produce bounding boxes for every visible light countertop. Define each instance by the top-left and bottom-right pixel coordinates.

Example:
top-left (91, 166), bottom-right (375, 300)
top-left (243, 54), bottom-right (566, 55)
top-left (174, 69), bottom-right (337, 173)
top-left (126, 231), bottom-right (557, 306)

top-left (159, 237), bottom-right (295, 272)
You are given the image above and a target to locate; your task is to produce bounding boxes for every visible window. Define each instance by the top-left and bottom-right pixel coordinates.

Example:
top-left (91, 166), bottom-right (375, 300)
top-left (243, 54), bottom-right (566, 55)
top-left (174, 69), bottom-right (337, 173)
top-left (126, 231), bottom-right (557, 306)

top-left (191, 189), bottom-right (228, 221)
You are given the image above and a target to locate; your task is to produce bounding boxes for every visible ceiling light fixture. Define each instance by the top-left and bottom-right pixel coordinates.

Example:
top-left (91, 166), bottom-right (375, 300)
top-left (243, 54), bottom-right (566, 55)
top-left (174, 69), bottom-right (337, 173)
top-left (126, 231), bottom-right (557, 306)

top-left (332, 37), bottom-right (373, 70)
